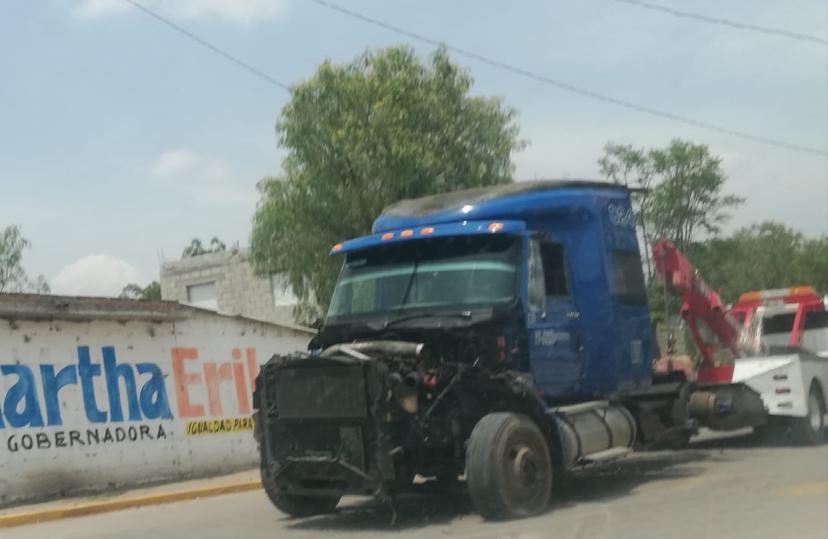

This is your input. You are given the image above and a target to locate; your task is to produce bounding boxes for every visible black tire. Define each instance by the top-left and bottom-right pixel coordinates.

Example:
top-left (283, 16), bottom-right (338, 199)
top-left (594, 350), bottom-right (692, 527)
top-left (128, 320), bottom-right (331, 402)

top-left (791, 383), bottom-right (826, 446)
top-left (466, 413), bottom-right (552, 520)
top-left (260, 464), bottom-right (340, 518)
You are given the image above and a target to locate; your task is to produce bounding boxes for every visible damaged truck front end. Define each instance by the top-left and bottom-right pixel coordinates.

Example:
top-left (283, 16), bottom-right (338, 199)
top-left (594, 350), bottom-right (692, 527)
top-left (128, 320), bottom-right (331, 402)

top-left (253, 341), bottom-right (446, 515)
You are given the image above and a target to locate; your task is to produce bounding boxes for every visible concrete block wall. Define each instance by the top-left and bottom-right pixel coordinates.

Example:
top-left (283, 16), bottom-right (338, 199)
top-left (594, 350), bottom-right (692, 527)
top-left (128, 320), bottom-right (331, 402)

top-left (0, 301), bottom-right (313, 506)
top-left (160, 250), bottom-right (298, 326)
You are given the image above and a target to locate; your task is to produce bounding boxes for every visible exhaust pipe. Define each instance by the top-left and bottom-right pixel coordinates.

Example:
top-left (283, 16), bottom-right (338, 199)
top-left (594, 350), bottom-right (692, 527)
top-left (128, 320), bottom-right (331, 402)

top-left (321, 340), bottom-right (427, 360)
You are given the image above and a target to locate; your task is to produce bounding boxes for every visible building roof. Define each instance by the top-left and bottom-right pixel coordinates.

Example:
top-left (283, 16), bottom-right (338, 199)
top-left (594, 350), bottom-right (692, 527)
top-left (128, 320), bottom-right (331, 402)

top-left (0, 293), bottom-right (188, 321)
top-left (160, 247), bottom-right (248, 274)
top-left (0, 293), bottom-right (313, 333)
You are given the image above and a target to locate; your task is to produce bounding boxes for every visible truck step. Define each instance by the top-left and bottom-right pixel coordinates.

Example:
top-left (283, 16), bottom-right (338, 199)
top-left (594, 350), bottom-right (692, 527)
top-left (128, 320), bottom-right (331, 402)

top-left (578, 446), bottom-right (632, 464)
top-left (550, 400), bottom-right (610, 416)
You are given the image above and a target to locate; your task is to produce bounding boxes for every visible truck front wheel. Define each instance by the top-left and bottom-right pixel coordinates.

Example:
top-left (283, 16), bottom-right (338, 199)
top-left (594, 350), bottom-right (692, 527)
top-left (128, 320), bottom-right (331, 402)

top-left (466, 413), bottom-right (552, 520)
top-left (792, 384), bottom-right (826, 446)
top-left (260, 464), bottom-right (340, 518)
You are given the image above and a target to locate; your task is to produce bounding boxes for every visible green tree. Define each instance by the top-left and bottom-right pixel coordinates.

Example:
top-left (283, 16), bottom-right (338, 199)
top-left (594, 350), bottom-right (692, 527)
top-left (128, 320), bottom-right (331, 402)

top-left (648, 141), bottom-right (744, 253)
top-left (182, 237), bottom-right (226, 258)
top-left (690, 222), bottom-right (828, 302)
top-left (120, 281), bottom-right (162, 301)
top-left (599, 139), bottom-right (744, 279)
top-left (251, 46), bottom-right (524, 318)
top-left (0, 225), bottom-right (50, 294)
top-left (798, 237), bottom-right (828, 294)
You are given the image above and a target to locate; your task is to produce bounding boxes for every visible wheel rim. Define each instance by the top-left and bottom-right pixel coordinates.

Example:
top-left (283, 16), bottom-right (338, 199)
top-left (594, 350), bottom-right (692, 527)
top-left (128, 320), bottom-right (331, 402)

top-left (501, 437), bottom-right (550, 512)
top-left (808, 393), bottom-right (822, 432)
top-left (510, 446), bottom-right (539, 488)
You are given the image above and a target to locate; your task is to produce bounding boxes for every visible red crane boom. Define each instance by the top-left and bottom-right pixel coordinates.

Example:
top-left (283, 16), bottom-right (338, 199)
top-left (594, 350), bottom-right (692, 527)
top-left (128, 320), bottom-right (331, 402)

top-left (652, 240), bottom-right (744, 368)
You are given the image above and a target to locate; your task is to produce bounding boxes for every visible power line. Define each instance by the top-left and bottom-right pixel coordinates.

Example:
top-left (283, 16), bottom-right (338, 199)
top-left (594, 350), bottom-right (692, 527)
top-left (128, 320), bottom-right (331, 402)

top-left (310, 0), bottom-right (828, 158)
top-left (121, 0), bottom-right (290, 91)
top-left (615, 0), bottom-right (828, 47)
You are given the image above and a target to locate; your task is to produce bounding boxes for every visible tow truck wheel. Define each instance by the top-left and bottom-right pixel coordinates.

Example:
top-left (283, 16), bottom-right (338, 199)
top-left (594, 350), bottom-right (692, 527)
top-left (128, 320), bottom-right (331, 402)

top-left (260, 465), bottom-right (340, 518)
top-left (466, 413), bottom-right (552, 520)
top-left (792, 384), bottom-right (826, 446)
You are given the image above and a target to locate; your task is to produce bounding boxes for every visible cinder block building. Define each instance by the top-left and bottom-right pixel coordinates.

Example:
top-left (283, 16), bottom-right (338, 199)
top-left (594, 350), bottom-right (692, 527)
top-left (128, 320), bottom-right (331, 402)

top-left (160, 248), bottom-right (300, 327)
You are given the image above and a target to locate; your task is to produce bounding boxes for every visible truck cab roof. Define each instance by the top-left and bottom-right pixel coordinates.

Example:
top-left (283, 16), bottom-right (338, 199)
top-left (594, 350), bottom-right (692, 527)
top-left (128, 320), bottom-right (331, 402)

top-left (372, 180), bottom-right (630, 234)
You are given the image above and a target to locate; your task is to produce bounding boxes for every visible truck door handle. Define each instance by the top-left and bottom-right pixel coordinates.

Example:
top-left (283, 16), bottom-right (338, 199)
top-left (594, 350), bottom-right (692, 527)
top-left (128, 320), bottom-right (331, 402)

top-left (567, 311), bottom-right (580, 320)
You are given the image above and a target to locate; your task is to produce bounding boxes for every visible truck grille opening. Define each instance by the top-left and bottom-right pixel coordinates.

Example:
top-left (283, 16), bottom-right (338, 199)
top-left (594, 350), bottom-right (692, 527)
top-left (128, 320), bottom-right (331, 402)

top-left (276, 365), bottom-right (368, 419)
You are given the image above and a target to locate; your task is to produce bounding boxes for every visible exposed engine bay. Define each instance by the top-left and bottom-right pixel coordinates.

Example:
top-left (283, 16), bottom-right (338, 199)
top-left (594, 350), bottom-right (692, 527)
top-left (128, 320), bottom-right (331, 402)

top-left (252, 330), bottom-right (550, 505)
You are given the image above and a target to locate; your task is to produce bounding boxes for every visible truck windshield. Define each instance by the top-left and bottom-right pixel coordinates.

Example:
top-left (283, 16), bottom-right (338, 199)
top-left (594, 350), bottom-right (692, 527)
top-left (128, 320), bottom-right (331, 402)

top-left (327, 235), bottom-right (519, 321)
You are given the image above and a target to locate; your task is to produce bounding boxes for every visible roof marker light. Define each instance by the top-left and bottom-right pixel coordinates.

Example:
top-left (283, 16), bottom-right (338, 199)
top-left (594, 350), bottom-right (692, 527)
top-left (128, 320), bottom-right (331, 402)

top-left (381, 232), bottom-right (394, 240)
top-left (400, 229), bottom-right (414, 238)
top-left (788, 286), bottom-right (816, 297)
top-left (738, 291), bottom-right (763, 302)
top-left (488, 222), bottom-right (504, 232)
top-left (739, 286), bottom-right (818, 303)
top-left (420, 227), bottom-right (434, 235)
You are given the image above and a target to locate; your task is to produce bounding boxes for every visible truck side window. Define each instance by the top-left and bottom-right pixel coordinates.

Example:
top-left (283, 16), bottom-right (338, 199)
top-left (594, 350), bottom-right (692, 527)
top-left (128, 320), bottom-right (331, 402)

top-left (611, 250), bottom-right (647, 305)
top-left (540, 242), bottom-right (568, 297)
top-left (803, 310), bottom-right (828, 330)
top-left (527, 240), bottom-right (545, 312)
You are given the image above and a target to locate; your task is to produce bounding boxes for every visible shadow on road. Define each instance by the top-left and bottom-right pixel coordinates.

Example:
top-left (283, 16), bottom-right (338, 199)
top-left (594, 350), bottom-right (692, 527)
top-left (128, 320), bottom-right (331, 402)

top-left (285, 448), bottom-right (726, 532)
top-left (285, 429), bottom-right (814, 531)
top-left (689, 426), bottom-right (813, 450)
top-left (285, 482), bottom-right (475, 531)
top-left (556, 448), bottom-right (728, 506)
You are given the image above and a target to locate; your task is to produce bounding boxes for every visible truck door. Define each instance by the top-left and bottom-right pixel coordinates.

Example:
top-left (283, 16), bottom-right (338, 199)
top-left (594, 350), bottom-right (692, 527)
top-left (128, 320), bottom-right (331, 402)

top-left (526, 238), bottom-right (582, 397)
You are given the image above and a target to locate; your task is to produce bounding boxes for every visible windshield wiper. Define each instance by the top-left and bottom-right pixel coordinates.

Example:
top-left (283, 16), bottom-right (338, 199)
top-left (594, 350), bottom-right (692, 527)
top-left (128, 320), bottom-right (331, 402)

top-left (383, 310), bottom-right (473, 328)
top-left (394, 259), bottom-right (419, 319)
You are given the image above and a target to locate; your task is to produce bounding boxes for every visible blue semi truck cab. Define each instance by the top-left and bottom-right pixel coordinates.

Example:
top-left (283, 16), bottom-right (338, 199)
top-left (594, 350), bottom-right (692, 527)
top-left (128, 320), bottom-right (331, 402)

top-left (254, 181), bottom-right (692, 520)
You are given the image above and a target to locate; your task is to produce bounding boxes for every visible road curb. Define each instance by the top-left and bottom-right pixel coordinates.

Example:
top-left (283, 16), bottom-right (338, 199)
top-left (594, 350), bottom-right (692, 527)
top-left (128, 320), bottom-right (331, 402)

top-left (0, 479), bottom-right (262, 529)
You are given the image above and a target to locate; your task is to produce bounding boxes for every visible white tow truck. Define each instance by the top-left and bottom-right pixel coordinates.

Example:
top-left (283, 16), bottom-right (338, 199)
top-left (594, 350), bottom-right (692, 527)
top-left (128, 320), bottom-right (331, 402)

top-left (652, 239), bottom-right (828, 444)
top-left (729, 288), bottom-right (828, 443)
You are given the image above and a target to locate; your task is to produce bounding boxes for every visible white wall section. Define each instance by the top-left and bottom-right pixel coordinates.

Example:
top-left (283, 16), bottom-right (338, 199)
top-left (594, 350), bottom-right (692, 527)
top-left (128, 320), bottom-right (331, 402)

top-left (0, 295), bottom-right (312, 506)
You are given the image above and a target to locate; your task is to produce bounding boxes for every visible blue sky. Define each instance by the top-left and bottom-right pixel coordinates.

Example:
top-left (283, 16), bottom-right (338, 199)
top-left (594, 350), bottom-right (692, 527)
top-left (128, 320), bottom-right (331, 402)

top-left (1, 0), bottom-right (826, 295)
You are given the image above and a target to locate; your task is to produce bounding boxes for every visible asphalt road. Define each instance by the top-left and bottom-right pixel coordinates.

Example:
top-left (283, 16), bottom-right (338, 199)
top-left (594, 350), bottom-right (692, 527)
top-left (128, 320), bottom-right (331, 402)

top-left (7, 433), bottom-right (828, 539)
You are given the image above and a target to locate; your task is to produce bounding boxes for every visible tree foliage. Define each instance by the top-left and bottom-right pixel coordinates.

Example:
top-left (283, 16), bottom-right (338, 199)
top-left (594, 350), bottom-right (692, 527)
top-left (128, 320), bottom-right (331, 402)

top-left (0, 225), bottom-right (50, 294)
top-left (182, 237), bottom-right (226, 258)
top-left (689, 222), bottom-right (828, 303)
top-left (251, 46), bottom-right (524, 318)
top-left (599, 139), bottom-right (743, 278)
top-left (120, 281), bottom-right (162, 301)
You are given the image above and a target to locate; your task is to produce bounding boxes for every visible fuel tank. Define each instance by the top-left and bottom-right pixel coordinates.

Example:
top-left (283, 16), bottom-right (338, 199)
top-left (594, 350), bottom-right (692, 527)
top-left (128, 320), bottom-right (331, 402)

top-left (551, 400), bottom-right (637, 470)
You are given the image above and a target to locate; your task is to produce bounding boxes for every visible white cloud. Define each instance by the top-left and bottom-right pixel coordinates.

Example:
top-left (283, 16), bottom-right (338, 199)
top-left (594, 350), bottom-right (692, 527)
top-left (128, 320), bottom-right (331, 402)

top-left (150, 148), bottom-right (205, 177)
top-left (72, 0), bottom-right (287, 24)
top-left (149, 149), bottom-right (256, 206)
top-left (72, 0), bottom-right (130, 19)
top-left (51, 255), bottom-right (146, 297)
top-left (165, 0), bottom-right (287, 24)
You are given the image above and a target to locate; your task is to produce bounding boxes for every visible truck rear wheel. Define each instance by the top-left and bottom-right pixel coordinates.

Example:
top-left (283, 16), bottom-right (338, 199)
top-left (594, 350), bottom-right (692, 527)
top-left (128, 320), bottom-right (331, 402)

top-left (792, 384), bottom-right (826, 446)
top-left (466, 413), bottom-right (552, 520)
top-left (260, 464), bottom-right (340, 518)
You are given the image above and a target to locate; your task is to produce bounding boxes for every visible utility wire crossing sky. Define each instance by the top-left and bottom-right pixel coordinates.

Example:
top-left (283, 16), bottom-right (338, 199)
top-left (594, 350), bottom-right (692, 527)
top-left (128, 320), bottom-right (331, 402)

top-left (614, 0), bottom-right (828, 46)
top-left (123, 0), bottom-right (828, 157)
